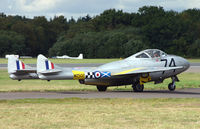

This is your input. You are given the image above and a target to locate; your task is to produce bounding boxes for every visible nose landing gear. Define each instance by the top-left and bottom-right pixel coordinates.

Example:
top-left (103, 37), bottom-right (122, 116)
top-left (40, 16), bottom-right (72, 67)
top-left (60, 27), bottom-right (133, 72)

top-left (168, 82), bottom-right (176, 91)
top-left (168, 76), bottom-right (179, 91)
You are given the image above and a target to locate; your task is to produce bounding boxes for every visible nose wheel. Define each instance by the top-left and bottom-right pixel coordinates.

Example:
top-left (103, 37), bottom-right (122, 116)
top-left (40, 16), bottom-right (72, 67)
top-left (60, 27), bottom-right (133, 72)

top-left (168, 82), bottom-right (176, 91)
top-left (168, 76), bottom-right (179, 91)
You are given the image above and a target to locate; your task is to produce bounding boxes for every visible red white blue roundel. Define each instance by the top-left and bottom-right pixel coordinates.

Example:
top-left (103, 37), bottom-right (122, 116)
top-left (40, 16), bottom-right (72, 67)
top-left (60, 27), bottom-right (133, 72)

top-left (94, 71), bottom-right (101, 79)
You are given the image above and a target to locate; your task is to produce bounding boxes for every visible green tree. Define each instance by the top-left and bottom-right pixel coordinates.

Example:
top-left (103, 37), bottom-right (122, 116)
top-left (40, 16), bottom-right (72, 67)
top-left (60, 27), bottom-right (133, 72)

top-left (187, 39), bottom-right (200, 57)
top-left (123, 39), bottom-right (148, 57)
top-left (0, 30), bottom-right (25, 56)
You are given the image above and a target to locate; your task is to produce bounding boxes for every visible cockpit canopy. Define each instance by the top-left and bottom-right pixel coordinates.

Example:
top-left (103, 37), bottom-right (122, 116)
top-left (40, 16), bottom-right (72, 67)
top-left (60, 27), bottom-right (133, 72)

top-left (144, 49), bottom-right (167, 58)
top-left (126, 49), bottom-right (167, 60)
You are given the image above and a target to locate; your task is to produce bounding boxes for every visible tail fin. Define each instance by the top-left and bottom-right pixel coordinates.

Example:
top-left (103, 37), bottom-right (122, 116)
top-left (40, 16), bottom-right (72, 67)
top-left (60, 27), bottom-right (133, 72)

top-left (77, 54), bottom-right (83, 59)
top-left (37, 54), bottom-right (61, 74)
top-left (8, 55), bottom-right (33, 74)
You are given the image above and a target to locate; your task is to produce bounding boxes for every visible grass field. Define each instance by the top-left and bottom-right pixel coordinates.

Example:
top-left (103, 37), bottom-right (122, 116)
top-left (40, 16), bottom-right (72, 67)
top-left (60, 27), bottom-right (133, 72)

top-left (0, 98), bottom-right (199, 129)
top-left (0, 60), bottom-right (200, 129)
top-left (0, 58), bottom-right (200, 64)
top-left (186, 58), bottom-right (200, 63)
top-left (0, 70), bottom-right (199, 92)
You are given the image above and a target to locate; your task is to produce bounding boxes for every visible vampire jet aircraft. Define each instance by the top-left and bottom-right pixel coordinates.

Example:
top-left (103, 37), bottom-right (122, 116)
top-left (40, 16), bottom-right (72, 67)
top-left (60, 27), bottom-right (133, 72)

top-left (8, 55), bottom-right (38, 81)
top-left (36, 49), bottom-right (190, 92)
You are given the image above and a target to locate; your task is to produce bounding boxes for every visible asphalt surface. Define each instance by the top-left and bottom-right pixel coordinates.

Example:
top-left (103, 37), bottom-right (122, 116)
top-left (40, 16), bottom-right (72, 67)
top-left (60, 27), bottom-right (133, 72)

top-left (0, 88), bottom-right (200, 100)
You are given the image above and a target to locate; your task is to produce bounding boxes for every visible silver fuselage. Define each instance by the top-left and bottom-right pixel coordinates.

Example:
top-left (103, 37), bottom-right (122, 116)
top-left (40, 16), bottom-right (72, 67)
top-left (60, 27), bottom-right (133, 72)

top-left (82, 55), bottom-right (190, 86)
top-left (38, 54), bottom-right (190, 86)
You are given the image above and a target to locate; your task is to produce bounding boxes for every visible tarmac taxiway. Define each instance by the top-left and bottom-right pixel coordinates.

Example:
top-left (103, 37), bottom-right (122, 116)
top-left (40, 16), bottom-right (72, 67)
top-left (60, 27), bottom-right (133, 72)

top-left (0, 88), bottom-right (200, 100)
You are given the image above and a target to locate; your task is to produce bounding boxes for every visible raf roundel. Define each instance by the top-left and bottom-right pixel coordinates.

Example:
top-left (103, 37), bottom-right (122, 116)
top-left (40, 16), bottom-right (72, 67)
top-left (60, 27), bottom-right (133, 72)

top-left (94, 71), bottom-right (101, 79)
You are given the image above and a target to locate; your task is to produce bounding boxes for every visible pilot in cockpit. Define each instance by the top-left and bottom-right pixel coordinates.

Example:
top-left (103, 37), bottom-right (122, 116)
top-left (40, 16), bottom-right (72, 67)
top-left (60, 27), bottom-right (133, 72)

top-left (153, 51), bottom-right (160, 58)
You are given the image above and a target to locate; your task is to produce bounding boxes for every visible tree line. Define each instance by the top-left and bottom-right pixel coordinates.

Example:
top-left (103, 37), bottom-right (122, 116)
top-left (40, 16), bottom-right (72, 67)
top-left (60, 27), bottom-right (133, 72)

top-left (0, 6), bottom-right (200, 58)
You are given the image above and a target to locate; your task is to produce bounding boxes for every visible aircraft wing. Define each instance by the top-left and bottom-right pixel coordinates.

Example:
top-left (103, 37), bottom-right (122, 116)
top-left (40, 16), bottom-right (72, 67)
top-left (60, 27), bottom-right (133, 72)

top-left (111, 66), bottom-right (183, 76)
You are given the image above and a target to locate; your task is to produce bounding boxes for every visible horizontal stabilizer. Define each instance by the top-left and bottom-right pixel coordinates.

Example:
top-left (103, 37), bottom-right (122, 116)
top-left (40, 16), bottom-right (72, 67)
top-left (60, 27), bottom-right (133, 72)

top-left (39, 69), bottom-right (62, 74)
top-left (16, 69), bottom-right (37, 73)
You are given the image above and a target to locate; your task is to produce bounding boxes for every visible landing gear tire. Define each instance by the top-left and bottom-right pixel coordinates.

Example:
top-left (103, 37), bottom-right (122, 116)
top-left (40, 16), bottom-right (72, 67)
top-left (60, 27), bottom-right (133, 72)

top-left (168, 83), bottom-right (176, 91)
top-left (96, 86), bottom-right (107, 92)
top-left (132, 83), bottom-right (144, 92)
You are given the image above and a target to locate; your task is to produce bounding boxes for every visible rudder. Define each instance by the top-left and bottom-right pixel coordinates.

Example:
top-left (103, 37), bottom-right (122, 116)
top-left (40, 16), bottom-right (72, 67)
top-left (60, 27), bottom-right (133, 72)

top-left (37, 54), bottom-right (59, 73)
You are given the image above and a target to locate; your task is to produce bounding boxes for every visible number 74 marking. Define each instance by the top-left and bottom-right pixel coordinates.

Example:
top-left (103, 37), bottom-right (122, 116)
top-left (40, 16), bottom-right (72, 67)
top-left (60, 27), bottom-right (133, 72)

top-left (161, 58), bottom-right (176, 67)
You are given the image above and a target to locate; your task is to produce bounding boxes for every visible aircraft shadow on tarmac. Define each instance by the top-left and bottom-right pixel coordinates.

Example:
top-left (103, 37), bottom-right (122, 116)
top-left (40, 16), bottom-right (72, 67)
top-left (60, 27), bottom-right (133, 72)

top-left (56, 89), bottom-right (200, 96)
top-left (56, 91), bottom-right (88, 94)
top-left (112, 90), bottom-right (200, 95)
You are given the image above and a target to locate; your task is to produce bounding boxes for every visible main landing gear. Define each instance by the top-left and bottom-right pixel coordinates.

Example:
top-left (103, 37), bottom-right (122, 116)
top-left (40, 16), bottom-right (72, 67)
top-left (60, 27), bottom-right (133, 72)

top-left (132, 81), bottom-right (144, 92)
top-left (96, 85), bottom-right (107, 92)
top-left (132, 75), bottom-right (179, 92)
top-left (132, 73), bottom-right (151, 92)
top-left (168, 76), bottom-right (179, 91)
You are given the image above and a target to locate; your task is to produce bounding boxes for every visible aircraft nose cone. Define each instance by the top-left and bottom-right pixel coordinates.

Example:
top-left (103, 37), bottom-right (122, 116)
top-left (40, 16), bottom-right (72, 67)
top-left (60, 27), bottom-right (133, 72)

top-left (182, 58), bottom-right (190, 71)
